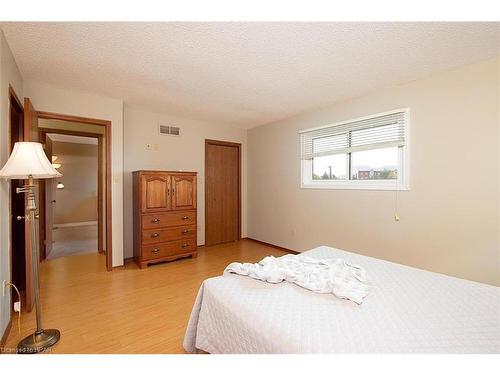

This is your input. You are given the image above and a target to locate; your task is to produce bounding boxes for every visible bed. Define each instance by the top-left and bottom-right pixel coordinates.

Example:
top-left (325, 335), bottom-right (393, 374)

top-left (183, 246), bottom-right (500, 353)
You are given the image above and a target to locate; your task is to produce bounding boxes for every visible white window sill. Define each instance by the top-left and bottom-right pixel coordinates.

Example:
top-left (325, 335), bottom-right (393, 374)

top-left (300, 182), bottom-right (409, 191)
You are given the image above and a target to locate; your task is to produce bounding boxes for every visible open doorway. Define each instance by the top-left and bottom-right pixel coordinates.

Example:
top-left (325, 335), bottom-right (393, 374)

top-left (41, 133), bottom-right (101, 260)
top-left (36, 112), bottom-right (112, 271)
top-left (7, 98), bottom-right (113, 315)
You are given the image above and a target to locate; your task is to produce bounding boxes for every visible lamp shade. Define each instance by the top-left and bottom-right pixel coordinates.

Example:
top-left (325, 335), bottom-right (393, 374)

top-left (0, 142), bottom-right (62, 180)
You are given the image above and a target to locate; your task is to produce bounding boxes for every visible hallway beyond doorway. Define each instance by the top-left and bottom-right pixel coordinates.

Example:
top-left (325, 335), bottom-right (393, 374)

top-left (46, 222), bottom-right (98, 260)
top-left (43, 133), bottom-right (100, 261)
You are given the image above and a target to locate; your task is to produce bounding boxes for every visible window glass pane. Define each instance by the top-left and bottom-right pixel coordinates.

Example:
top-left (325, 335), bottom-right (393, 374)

top-left (313, 154), bottom-right (347, 180)
top-left (351, 147), bottom-right (399, 180)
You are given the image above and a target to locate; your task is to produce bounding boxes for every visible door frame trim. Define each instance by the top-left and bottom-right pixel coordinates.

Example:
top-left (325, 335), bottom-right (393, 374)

top-left (204, 139), bottom-right (242, 246)
top-left (39, 130), bottom-right (105, 259)
top-left (37, 111), bottom-right (113, 271)
top-left (8, 84), bottom-right (22, 110)
top-left (7, 85), bottom-right (25, 312)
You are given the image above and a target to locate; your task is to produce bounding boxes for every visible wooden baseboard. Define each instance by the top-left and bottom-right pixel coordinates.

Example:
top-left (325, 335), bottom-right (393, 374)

top-left (0, 317), bottom-right (12, 351)
top-left (243, 237), bottom-right (300, 255)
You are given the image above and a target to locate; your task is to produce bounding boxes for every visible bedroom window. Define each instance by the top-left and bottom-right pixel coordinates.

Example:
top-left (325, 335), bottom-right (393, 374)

top-left (300, 109), bottom-right (409, 190)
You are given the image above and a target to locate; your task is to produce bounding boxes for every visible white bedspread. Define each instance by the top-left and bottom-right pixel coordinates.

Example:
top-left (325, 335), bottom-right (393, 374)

top-left (224, 254), bottom-right (370, 304)
top-left (184, 246), bottom-right (500, 353)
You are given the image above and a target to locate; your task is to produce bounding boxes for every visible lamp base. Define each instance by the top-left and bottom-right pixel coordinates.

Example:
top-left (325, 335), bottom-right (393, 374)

top-left (17, 329), bottom-right (60, 354)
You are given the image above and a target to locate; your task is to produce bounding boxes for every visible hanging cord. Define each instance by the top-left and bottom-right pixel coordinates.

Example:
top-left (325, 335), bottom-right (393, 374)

top-left (394, 176), bottom-right (400, 222)
top-left (5, 282), bottom-right (22, 336)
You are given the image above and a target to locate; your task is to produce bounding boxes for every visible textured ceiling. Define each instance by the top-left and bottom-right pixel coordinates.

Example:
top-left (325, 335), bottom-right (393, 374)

top-left (1, 22), bottom-right (498, 128)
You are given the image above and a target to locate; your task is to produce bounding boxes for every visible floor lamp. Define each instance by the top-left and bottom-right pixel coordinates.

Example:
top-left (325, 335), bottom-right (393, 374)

top-left (0, 142), bottom-right (62, 353)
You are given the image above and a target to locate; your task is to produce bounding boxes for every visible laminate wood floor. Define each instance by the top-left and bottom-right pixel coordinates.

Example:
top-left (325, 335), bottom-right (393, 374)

top-left (3, 239), bottom-right (287, 354)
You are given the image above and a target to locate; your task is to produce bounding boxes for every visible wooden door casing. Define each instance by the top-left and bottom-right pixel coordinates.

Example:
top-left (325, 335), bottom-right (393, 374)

top-left (97, 135), bottom-right (104, 252)
top-left (205, 140), bottom-right (241, 246)
top-left (142, 174), bottom-right (170, 212)
top-left (171, 174), bottom-right (197, 211)
top-left (35, 111), bottom-right (113, 271)
top-left (9, 85), bottom-right (26, 311)
top-left (43, 136), bottom-right (54, 259)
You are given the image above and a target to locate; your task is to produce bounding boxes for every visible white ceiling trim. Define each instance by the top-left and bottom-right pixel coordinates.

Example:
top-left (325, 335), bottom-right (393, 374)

top-left (47, 133), bottom-right (98, 145)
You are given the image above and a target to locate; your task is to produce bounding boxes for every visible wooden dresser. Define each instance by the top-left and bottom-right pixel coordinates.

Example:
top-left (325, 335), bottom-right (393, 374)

top-left (132, 170), bottom-right (197, 268)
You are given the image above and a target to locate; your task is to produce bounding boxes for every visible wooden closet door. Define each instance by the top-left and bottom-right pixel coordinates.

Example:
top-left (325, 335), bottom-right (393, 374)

top-left (205, 140), bottom-right (240, 246)
top-left (141, 173), bottom-right (171, 212)
top-left (171, 174), bottom-right (197, 210)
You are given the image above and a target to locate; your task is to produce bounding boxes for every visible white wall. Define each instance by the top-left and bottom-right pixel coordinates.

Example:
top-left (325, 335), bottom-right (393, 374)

top-left (23, 81), bottom-right (124, 267)
top-left (248, 58), bottom-right (500, 286)
top-left (123, 106), bottom-right (247, 258)
top-left (52, 141), bottom-right (98, 224)
top-left (0, 30), bottom-right (24, 342)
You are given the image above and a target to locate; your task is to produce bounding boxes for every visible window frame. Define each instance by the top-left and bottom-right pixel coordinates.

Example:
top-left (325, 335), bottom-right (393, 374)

top-left (300, 108), bottom-right (410, 191)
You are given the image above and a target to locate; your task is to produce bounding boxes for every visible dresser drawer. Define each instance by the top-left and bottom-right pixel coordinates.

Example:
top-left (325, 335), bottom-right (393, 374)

top-left (142, 225), bottom-right (196, 245)
top-left (142, 238), bottom-right (197, 260)
top-left (142, 210), bottom-right (196, 229)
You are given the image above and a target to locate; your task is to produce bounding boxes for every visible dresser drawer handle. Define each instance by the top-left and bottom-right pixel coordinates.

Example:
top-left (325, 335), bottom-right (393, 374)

top-left (181, 243), bottom-right (189, 249)
top-left (152, 218), bottom-right (160, 224)
top-left (181, 229), bottom-right (189, 234)
top-left (181, 216), bottom-right (189, 220)
top-left (151, 248), bottom-right (160, 254)
top-left (151, 233), bottom-right (160, 238)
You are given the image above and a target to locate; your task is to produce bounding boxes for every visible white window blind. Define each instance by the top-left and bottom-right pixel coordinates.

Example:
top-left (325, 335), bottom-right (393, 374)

top-left (300, 111), bottom-right (406, 160)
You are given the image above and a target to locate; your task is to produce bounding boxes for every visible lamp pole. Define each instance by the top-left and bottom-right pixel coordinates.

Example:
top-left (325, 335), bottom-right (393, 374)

top-left (16, 175), bottom-right (60, 354)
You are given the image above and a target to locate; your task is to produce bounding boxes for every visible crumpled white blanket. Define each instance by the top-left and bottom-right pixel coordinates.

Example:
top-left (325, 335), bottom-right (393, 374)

top-left (224, 254), bottom-right (371, 304)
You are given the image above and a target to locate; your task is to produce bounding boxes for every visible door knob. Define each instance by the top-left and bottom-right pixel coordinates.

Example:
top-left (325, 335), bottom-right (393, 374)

top-left (51, 200), bottom-right (56, 203)
top-left (16, 215), bottom-right (25, 221)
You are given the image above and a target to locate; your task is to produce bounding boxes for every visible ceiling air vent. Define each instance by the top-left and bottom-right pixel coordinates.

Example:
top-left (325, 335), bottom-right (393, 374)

top-left (159, 125), bottom-right (180, 136)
